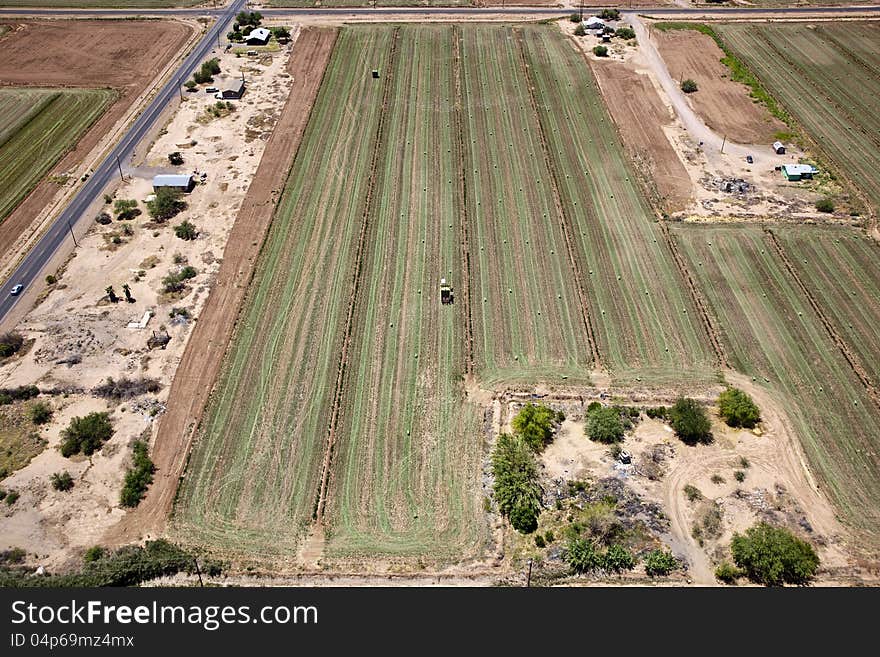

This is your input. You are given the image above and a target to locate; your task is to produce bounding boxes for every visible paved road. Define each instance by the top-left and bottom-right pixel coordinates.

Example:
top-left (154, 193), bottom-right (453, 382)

top-left (0, 0), bottom-right (247, 323)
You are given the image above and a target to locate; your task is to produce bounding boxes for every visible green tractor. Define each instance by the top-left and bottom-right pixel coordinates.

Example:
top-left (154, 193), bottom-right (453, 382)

top-left (440, 278), bottom-right (453, 305)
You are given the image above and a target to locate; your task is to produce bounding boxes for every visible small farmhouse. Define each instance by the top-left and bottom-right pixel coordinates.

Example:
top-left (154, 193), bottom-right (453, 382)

top-left (582, 17), bottom-right (606, 32)
top-left (245, 27), bottom-right (271, 46)
top-left (781, 164), bottom-right (817, 181)
top-left (215, 75), bottom-right (245, 100)
top-left (152, 174), bottom-right (194, 193)
top-left (773, 141), bottom-right (786, 154)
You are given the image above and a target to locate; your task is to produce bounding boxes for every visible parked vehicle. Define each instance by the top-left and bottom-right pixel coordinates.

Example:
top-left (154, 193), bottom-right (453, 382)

top-left (205, 86), bottom-right (219, 94)
top-left (746, 155), bottom-right (754, 164)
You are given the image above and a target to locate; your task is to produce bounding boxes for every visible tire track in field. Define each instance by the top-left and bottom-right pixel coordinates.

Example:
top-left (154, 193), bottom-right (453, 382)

top-left (512, 28), bottom-right (601, 369)
top-left (313, 27), bottom-right (400, 524)
top-left (451, 25), bottom-right (475, 376)
top-left (765, 228), bottom-right (880, 409)
top-left (657, 220), bottom-right (727, 369)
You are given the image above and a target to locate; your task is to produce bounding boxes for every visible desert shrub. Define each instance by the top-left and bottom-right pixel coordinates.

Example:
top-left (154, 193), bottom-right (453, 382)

top-left (545, 530), bottom-right (555, 543)
top-left (734, 470), bottom-right (746, 483)
top-left (534, 534), bottom-right (546, 548)
top-left (174, 220), bottom-right (199, 241)
top-left (5, 490), bottom-right (20, 505)
top-left (168, 151), bottom-right (184, 166)
top-left (718, 387), bottom-right (760, 428)
top-left (95, 212), bottom-right (111, 227)
top-left (574, 24), bottom-right (586, 37)
top-left (569, 12), bottom-right (581, 22)
top-left (565, 537), bottom-right (602, 573)
top-left (692, 502), bottom-right (723, 546)
top-left (715, 561), bottom-right (744, 584)
top-left (113, 199), bottom-right (140, 221)
top-left (585, 406), bottom-right (625, 443)
top-left (29, 401), bottom-right (53, 425)
top-left (51, 471), bottom-right (74, 492)
top-left (711, 474), bottom-right (725, 484)
top-left (45, 274), bottom-right (57, 285)
top-left (83, 546), bottom-right (106, 563)
top-left (670, 397), bottom-right (712, 444)
top-left (59, 412), bottom-right (113, 457)
top-left (615, 26), bottom-right (635, 40)
top-left (683, 484), bottom-right (702, 502)
top-left (739, 456), bottom-right (750, 469)
top-left (645, 406), bottom-right (668, 421)
top-left (184, 79), bottom-right (197, 91)
top-left (815, 197), bottom-right (835, 213)
top-left (731, 522), bottom-right (819, 586)
top-left (92, 377), bottom-right (160, 401)
top-left (644, 549), bottom-right (678, 577)
top-left (587, 401), bottom-right (602, 413)
top-left (162, 266), bottom-right (197, 294)
top-left (147, 187), bottom-right (186, 222)
top-left (0, 548), bottom-right (26, 564)
top-left (600, 8), bottom-right (620, 20)
top-left (491, 433), bottom-right (542, 534)
top-left (120, 441), bottom-right (155, 508)
top-left (681, 79), bottom-right (698, 93)
top-left (0, 331), bottom-right (25, 358)
top-left (512, 403), bottom-right (563, 452)
top-left (0, 385), bottom-right (39, 404)
top-left (609, 443), bottom-right (623, 460)
top-left (603, 544), bottom-right (636, 573)
top-left (172, 252), bottom-right (187, 265)
top-left (169, 307), bottom-right (191, 320)
top-left (593, 45), bottom-right (609, 57)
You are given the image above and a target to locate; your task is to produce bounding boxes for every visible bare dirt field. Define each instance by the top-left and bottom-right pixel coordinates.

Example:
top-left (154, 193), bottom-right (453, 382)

top-left (591, 59), bottom-right (693, 213)
top-left (652, 28), bottom-right (786, 145)
top-left (0, 19), bottom-right (195, 276)
top-left (0, 31), bottom-right (310, 567)
top-left (110, 27), bottom-right (339, 547)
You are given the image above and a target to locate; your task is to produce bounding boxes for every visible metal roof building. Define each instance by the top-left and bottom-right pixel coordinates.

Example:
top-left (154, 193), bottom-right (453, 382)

top-left (245, 27), bottom-right (271, 45)
top-left (152, 174), bottom-right (194, 192)
top-left (781, 164), bottom-right (817, 181)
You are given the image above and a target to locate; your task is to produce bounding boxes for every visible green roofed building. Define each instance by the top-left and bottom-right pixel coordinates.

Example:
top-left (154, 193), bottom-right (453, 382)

top-left (781, 164), bottom-right (818, 181)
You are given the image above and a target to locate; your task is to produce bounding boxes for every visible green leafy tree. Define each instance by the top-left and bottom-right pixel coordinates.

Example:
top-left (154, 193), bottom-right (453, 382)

top-left (593, 45), bottom-right (609, 57)
top-left (51, 471), bottom-right (74, 492)
top-left (574, 24), bottom-right (586, 37)
top-left (565, 537), bottom-right (601, 573)
top-left (730, 522), bottom-right (819, 586)
top-left (585, 406), bottom-right (625, 444)
top-left (603, 544), bottom-right (636, 573)
top-left (147, 187), bottom-right (186, 222)
top-left (715, 561), bottom-right (743, 584)
top-left (120, 441), bottom-right (155, 508)
top-left (717, 387), bottom-right (760, 428)
top-left (644, 549), bottom-right (679, 577)
top-left (174, 220), bottom-right (199, 241)
top-left (681, 79), bottom-right (698, 93)
top-left (815, 197), bottom-right (835, 213)
top-left (60, 412), bottom-right (113, 457)
top-left (113, 199), bottom-right (140, 221)
top-left (491, 433), bottom-right (542, 534)
top-left (669, 397), bottom-right (712, 445)
top-left (615, 26), bottom-right (636, 40)
top-left (271, 26), bottom-right (291, 41)
top-left (600, 8), bottom-right (620, 20)
top-left (0, 331), bottom-right (24, 358)
top-left (512, 403), bottom-right (561, 452)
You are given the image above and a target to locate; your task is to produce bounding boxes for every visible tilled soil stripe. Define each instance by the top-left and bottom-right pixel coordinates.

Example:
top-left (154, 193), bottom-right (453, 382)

top-left (766, 228), bottom-right (880, 409)
top-left (513, 27), bottom-right (601, 368)
top-left (313, 27), bottom-right (400, 524)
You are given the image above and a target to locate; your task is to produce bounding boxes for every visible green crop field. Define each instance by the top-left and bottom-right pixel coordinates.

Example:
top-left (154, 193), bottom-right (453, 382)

top-left (715, 22), bottom-right (880, 214)
top-left (0, 87), bottom-right (114, 224)
top-left (673, 225), bottom-right (880, 543)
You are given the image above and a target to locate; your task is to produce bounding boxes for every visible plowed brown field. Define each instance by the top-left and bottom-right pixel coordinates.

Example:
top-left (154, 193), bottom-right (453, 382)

top-left (0, 19), bottom-right (193, 263)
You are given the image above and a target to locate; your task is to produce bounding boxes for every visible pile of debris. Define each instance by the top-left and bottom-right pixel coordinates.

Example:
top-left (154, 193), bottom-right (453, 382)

top-left (716, 177), bottom-right (750, 194)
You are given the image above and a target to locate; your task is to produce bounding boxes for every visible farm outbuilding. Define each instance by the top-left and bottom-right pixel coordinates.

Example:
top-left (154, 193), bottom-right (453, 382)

top-left (215, 75), bottom-right (245, 100)
top-left (582, 17), bottom-right (606, 32)
top-left (152, 174), bottom-right (194, 193)
top-left (773, 141), bottom-right (786, 154)
top-left (245, 27), bottom-right (270, 45)
top-left (781, 164), bottom-right (817, 181)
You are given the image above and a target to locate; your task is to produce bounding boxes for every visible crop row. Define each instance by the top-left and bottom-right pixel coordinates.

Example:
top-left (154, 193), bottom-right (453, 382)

top-left (672, 225), bottom-right (880, 542)
top-left (0, 87), bottom-right (114, 223)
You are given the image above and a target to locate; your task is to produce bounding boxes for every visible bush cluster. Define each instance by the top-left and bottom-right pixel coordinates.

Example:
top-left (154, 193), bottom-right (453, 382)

top-left (51, 471), bottom-right (74, 492)
top-left (717, 387), bottom-right (760, 428)
top-left (565, 538), bottom-right (636, 574)
top-left (120, 441), bottom-right (155, 508)
top-left (0, 385), bottom-right (39, 406)
top-left (491, 433), bottom-right (542, 534)
top-left (644, 549), bottom-right (678, 577)
top-left (60, 412), bottom-right (113, 458)
top-left (162, 266), bottom-right (198, 294)
top-left (669, 397), bottom-right (712, 444)
top-left (0, 331), bottom-right (25, 358)
top-left (731, 522), bottom-right (819, 585)
top-left (512, 403), bottom-right (564, 452)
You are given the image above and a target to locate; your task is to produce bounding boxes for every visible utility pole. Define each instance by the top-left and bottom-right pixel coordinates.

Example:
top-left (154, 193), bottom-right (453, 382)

top-left (721, 134), bottom-right (727, 154)
top-left (115, 155), bottom-right (124, 181)
top-left (66, 217), bottom-right (77, 247)
top-left (579, 0), bottom-right (584, 21)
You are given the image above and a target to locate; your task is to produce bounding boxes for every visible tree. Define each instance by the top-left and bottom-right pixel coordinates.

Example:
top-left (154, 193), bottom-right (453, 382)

top-left (565, 537), bottom-right (602, 573)
top-left (731, 522), bottom-right (819, 586)
top-left (122, 283), bottom-right (134, 303)
top-left (615, 26), bottom-right (636, 40)
top-left (715, 561), bottom-right (744, 584)
top-left (574, 24), bottom-right (586, 37)
top-left (585, 406), bottom-right (625, 444)
top-left (168, 152), bottom-right (184, 166)
top-left (569, 13), bottom-right (581, 23)
top-left (60, 412), bottom-right (113, 457)
top-left (174, 220), bottom-right (199, 241)
top-left (0, 331), bottom-right (24, 358)
top-left (29, 401), bottom-right (52, 425)
top-left (681, 79), bottom-right (698, 93)
top-left (644, 549), bottom-right (678, 577)
top-left (600, 8), bottom-right (620, 20)
top-left (815, 197), bottom-right (835, 213)
top-left (512, 403), bottom-right (561, 452)
top-left (51, 471), bottom-right (74, 492)
top-left (183, 80), bottom-right (196, 91)
top-left (120, 441), bottom-right (155, 508)
top-left (271, 26), bottom-right (291, 42)
top-left (113, 199), bottom-right (140, 221)
top-left (669, 397), bottom-right (712, 445)
top-left (106, 286), bottom-right (118, 303)
top-left (717, 387), bottom-right (760, 429)
top-left (603, 544), bottom-right (636, 573)
top-left (593, 45), bottom-right (609, 57)
top-left (147, 187), bottom-right (186, 222)
top-left (491, 433), bottom-right (542, 534)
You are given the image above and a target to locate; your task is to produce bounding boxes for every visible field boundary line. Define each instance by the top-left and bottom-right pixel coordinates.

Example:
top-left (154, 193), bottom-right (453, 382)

top-left (765, 227), bottom-right (880, 409)
top-left (313, 26), bottom-right (400, 524)
top-left (451, 25), bottom-right (475, 376)
top-left (513, 27), bottom-right (601, 369)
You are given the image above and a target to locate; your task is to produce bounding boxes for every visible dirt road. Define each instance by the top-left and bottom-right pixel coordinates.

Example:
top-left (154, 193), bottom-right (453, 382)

top-left (106, 27), bottom-right (339, 545)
